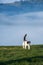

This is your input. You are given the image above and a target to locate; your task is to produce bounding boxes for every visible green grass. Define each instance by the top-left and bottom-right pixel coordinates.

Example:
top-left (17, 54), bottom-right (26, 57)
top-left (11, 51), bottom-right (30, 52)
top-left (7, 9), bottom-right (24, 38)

top-left (0, 45), bottom-right (43, 65)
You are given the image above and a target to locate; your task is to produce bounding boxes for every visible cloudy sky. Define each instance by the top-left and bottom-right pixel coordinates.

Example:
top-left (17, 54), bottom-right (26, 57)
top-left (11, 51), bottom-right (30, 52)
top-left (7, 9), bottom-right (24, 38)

top-left (0, 11), bottom-right (43, 46)
top-left (0, 0), bottom-right (21, 3)
top-left (0, 2), bottom-right (43, 46)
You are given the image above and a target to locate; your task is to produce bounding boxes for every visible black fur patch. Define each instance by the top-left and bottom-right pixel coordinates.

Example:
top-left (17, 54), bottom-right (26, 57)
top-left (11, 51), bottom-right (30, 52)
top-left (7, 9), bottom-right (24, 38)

top-left (27, 41), bottom-right (31, 44)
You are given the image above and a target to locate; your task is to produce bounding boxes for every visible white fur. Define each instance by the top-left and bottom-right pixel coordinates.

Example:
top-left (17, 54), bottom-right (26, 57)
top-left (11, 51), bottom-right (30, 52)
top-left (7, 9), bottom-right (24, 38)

top-left (22, 41), bottom-right (30, 50)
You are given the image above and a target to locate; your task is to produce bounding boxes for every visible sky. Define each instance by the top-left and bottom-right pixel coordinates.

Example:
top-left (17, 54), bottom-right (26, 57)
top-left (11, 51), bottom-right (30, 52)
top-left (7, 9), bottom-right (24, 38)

top-left (0, 2), bottom-right (43, 46)
top-left (0, 0), bottom-right (21, 3)
top-left (0, 11), bottom-right (43, 46)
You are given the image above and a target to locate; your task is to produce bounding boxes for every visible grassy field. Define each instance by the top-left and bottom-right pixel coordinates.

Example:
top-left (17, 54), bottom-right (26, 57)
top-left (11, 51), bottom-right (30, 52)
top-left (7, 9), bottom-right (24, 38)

top-left (0, 45), bottom-right (43, 65)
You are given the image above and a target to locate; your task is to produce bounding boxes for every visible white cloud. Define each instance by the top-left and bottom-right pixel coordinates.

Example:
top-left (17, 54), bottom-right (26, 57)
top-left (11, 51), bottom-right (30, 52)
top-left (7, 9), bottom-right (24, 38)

top-left (0, 0), bottom-right (20, 3)
top-left (0, 11), bottom-right (43, 26)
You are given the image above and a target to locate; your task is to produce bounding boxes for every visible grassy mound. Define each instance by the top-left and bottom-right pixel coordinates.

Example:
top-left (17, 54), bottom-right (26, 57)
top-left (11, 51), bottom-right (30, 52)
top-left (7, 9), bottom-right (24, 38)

top-left (0, 45), bottom-right (43, 65)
